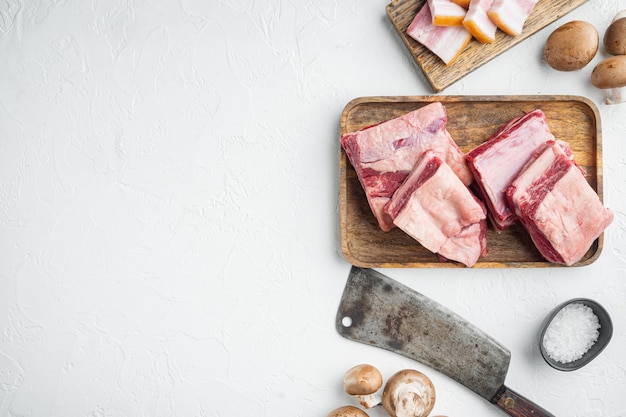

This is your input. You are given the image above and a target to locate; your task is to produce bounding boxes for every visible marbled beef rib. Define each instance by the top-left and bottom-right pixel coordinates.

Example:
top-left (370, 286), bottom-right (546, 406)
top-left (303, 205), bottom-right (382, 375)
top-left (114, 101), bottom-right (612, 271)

top-left (506, 141), bottom-right (614, 266)
top-left (385, 150), bottom-right (487, 267)
top-left (341, 102), bottom-right (471, 231)
top-left (466, 109), bottom-right (555, 231)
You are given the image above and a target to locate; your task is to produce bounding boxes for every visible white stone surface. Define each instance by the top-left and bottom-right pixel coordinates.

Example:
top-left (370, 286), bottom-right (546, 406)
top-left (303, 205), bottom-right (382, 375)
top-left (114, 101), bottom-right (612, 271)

top-left (0, 1), bottom-right (625, 416)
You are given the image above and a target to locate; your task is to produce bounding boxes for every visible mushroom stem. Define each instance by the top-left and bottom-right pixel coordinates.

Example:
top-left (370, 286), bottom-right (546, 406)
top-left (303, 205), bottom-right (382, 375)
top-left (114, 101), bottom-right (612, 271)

top-left (356, 393), bottom-right (382, 409)
top-left (605, 86), bottom-right (626, 104)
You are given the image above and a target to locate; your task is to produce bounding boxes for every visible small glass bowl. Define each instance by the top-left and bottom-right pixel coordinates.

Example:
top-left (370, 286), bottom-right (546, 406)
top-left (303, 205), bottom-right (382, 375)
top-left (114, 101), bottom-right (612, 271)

top-left (539, 298), bottom-right (613, 371)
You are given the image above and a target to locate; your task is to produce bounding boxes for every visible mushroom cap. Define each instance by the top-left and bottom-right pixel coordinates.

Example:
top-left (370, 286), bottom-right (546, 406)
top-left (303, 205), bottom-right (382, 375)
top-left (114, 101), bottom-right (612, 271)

top-left (343, 364), bottom-right (383, 396)
top-left (591, 55), bottom-right (626, 89)
top-left (382, 369), bottom-right (436, 417)
top-left (544, 20), bottom-right (599, 71)
top-left (327, 405), bottom-right (369, 417)
top-left (604, 11), bottom-right (626, 55)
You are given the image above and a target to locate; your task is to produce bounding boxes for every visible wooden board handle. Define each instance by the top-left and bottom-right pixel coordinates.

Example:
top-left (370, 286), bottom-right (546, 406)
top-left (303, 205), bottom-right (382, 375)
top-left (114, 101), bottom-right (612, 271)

top-left (493, 386), bottom-right (555, 417)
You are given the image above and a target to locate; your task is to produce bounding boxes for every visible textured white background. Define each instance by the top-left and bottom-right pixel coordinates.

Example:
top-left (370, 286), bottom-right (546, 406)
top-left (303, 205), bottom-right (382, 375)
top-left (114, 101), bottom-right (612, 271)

top-left (1, 0), bottom-right (625, 416)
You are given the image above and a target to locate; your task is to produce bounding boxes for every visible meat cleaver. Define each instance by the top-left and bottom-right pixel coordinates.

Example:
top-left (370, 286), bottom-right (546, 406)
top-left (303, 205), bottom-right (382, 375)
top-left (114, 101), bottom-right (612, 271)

top-left (335, 266), bottom-right (555, 417)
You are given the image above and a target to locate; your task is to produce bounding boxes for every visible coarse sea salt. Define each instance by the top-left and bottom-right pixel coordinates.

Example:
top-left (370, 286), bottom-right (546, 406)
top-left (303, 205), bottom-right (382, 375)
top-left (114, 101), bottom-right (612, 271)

top-left (543, 303), bottom-right (601, 364)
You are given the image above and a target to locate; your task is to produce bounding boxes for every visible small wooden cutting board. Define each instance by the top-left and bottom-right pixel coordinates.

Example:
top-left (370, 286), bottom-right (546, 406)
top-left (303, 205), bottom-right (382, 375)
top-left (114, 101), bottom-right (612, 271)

top-left (386, 0), bottom-right (589, 92)
top-left (339, 95), bottom-right (603, 268)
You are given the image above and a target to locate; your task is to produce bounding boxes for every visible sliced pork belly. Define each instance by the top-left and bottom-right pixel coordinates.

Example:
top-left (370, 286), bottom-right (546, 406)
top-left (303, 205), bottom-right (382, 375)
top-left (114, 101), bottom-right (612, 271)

top-left (466, 109), bottom-right (555, 231)
top-left (488, 0), bottom-right (538, 36)
top-left (428, 0), bottom-right (467, 26)
top-left (341, 102), bottom-right (472, 231)
top-left (506, 142), bottom-right (614, 266)
top-left (385, 150), bottom-right (487, 267)
top-left (463, 0), bottom-right (497, 43)
top-left (407, 3), bottom-right (472, 65)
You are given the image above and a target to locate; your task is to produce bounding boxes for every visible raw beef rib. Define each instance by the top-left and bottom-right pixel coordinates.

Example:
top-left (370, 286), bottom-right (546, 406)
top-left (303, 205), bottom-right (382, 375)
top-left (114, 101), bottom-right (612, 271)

top-left (385, 150), bottom-right (487, 267)
top-left (341, 102), bottom-right (472, 231)
top-left (466, 109), bottom-right (555, 231)
top-left (506, 141), bottom-right (614, 266)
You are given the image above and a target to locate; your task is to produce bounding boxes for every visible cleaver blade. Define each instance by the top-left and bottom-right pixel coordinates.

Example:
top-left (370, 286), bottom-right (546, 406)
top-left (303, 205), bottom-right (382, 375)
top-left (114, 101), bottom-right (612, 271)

top-left (335, 266), bottom-right (555, 417)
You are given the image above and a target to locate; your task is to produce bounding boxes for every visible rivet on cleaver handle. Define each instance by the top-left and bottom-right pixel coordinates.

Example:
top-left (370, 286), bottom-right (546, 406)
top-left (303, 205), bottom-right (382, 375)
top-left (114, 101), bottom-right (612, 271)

top-left (335, 267), bottom-right (555, 417)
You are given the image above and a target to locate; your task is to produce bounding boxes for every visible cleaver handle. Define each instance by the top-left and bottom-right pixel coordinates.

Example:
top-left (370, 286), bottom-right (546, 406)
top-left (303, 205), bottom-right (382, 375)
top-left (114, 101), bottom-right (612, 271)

top-left (493, 386), bottom-right (555, 417)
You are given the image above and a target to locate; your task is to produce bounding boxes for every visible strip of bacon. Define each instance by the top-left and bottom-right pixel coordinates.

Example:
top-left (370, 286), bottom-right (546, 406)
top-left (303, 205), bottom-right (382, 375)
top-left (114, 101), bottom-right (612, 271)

top-left (407, 3), bottom-right (472, 65)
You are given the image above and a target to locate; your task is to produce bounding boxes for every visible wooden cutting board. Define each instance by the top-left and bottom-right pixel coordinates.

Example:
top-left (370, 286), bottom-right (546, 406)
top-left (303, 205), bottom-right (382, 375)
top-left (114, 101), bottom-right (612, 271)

top-left (386, 0), bottom-right (589, 92)
top-left (339, 95), bottom-right (604, 268)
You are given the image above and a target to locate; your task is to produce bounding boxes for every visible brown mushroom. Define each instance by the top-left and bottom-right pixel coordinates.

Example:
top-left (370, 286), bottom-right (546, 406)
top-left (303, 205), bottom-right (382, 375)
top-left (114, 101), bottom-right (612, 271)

top-left (343, 364), bottom-right (383, 409)
top-left (604, 10), bottom-right (626, 55)
top-left (591, 55), bottom-right (626, 104)
top-left (327, 405), bottom-right (369, 417)
top-left (382, 369), bottom-right (436, 417)
top-left (544, 21), bottom-right (599, 71)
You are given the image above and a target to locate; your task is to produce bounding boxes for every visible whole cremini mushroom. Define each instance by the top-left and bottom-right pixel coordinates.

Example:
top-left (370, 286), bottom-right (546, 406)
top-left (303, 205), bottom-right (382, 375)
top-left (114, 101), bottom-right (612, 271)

top-left (591, 55), bottom-right (626, 104)
top-left (327, 405), bottom-right (369, 417)
top-left (343, 364), bottom-right (383, 409)
top-left (382, 369), bottom-right (436, 417)
top-left (544, 21), bottom-right (599, 71)
top-left (604, 10), bottom-right (626, 55)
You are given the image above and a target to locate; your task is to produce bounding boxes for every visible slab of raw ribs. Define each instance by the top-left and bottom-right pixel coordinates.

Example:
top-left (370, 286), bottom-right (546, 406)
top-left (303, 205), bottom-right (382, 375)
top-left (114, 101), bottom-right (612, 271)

top-left (466, 109), bottom-right (555, 231)
top-left (506, 141), bottom-right (614, 266)
top-left (385, 150), bottom-right (488, 267)
top-left (341, 102), bottom-right (472, 232)
top-left (341, 103), bottom-right (613, 267)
